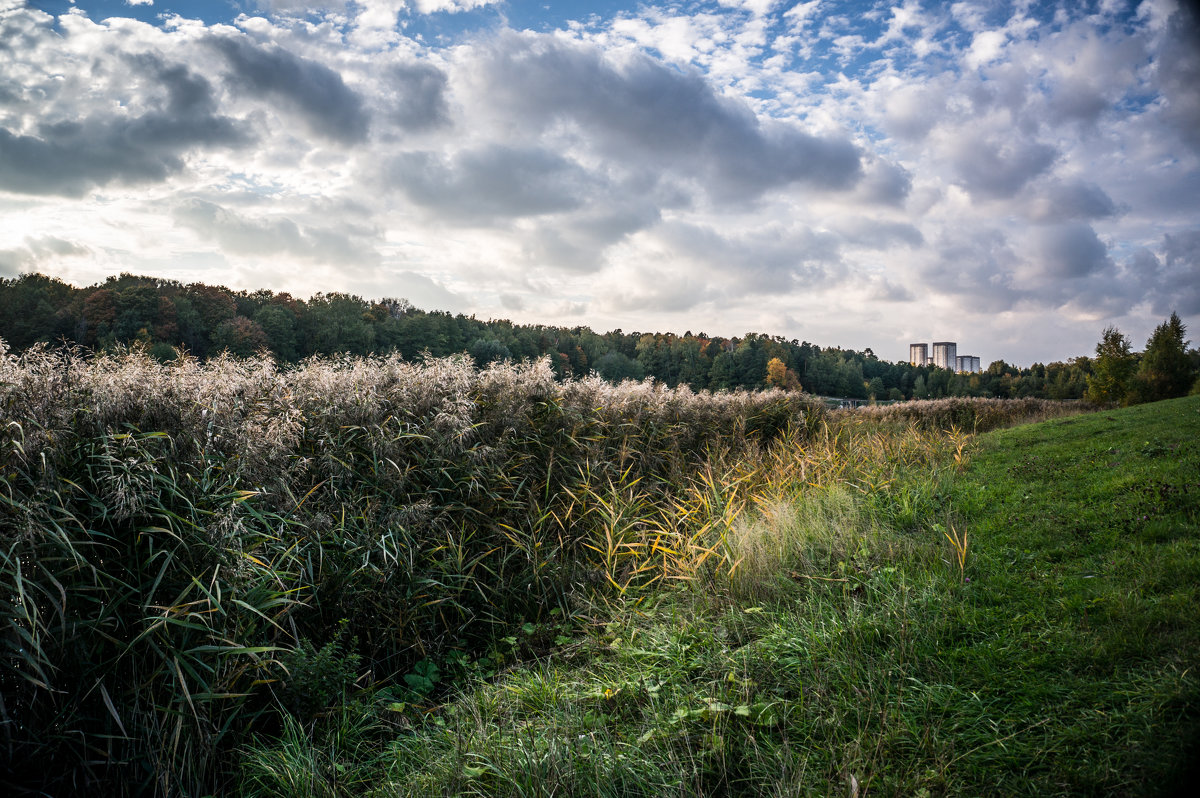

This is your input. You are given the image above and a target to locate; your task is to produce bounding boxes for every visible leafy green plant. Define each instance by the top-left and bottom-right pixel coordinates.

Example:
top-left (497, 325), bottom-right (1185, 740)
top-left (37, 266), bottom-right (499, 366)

top-left (280, 632), bottom-right (362, 721)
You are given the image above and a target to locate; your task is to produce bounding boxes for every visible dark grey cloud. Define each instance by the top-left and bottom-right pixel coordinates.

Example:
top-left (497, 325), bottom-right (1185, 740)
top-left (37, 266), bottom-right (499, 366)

top-left (950, 134), bottom-right (1058, 200)
top-left (0, 57), bottom-right (247, 197)
top-left (1048, 76), bottom-right (1108, 127)
top-left (1024, 179), bottom-right (1119, 224)
top-left (469, 32), bottom-right (862, 202)
top-left (387, 62), bottom-right (450, 131)
top-left (1157, 6), bottom-right (1200, 153)
top-left (1033, 223), bottom-right (1111, 279)
top-left (173, 198), bottom-right (379, 265)
top-left (854, 159), bottom-right (913, 206)
top-left (206, 33), bottom-right (369, 143)
top-left (390, 145), bottom-right (593, 221)
top-left (1159, 230), bottom-right (1200, 315)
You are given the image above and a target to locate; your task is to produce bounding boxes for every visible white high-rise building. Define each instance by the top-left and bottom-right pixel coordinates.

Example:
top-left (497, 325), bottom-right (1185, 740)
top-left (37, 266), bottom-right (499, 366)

top-left (932, 341), bottom-right (957, 370)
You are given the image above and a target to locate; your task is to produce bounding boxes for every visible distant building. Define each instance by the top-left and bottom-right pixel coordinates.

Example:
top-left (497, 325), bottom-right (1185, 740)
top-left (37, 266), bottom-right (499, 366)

top-left (932, 341), bottom-right (957, 370)
top-left (911, 340), bottom-right (983, 372)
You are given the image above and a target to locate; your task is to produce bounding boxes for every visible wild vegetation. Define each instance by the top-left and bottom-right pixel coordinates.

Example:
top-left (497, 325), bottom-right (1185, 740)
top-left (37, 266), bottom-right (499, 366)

top-left (4, 335), bottom-right (1196, 795)
top-left (11, 272), bottom-right (1196, 401)
top-left (0, 342), bottom-right (819, 793)
top-left (235, 394), bottom-right (1200, 798)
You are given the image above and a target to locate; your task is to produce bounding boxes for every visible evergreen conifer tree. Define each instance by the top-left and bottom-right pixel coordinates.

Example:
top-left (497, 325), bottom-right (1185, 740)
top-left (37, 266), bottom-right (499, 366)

top-left (1131, 312), bottom-right (1192, 402)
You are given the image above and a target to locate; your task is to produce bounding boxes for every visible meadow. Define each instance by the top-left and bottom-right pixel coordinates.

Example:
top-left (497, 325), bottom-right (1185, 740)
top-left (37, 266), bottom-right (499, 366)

top-left (1, 344), bottom-right (1195, 796)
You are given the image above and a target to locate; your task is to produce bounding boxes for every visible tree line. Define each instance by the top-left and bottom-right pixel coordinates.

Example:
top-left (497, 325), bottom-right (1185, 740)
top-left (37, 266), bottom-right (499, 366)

top-left (2, 272), bottom-right (1195, 402)
top-left (1085, 314), bottom-right (1197, 405)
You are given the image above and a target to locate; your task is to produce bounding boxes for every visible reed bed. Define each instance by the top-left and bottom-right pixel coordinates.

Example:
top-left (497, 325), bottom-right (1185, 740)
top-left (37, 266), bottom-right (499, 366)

top-left (838, 395), bottom-right (1088, 432)
top-left (0, 344), bottom-right (810, 794)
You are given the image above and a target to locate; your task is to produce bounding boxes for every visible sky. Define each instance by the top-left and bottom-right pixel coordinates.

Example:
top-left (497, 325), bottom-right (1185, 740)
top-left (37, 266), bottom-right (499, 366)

top-left (1, 0), bottom-right (1198, 365)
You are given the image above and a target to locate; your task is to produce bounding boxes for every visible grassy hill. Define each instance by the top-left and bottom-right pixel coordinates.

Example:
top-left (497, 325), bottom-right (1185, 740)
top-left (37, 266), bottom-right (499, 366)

top-left (237, 396), bottom-right (1200, 797)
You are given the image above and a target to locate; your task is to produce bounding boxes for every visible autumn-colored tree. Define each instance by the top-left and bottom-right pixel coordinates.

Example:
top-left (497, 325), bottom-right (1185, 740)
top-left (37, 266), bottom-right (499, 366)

top-left (211, 316), bottom-right (269, 357)
top-left (80, 289), bottom-right (117, 345)
top-left (765, 356), bottom-right (802, 391)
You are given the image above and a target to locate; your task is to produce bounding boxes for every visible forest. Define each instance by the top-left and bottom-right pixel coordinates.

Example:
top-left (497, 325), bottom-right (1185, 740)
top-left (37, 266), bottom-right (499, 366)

top-left (0, 271), bottom-right (1191, 402)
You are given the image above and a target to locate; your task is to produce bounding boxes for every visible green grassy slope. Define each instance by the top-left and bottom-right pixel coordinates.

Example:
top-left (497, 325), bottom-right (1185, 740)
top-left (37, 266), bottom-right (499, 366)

top-left (239, 397), bottom-right (1200, 797)
top-left (931, 394), bottom-right (1200, 795)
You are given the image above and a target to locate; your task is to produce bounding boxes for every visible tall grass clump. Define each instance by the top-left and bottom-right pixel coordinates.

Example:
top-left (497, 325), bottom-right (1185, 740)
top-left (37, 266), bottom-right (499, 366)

top-left (0, 343), bottom-right (817, 795)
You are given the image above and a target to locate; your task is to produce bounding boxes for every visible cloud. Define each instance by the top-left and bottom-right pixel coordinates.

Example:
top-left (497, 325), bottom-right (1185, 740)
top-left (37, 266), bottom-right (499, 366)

top-left (1023, 180), bottom-right (1119, 224)
top-left (922, 227), bottom-right (1023, 312)
top-left (0, 236), bottom-right (90, 277)
top-left (832, 217), bottom-right (924, 249)
top-left (878, 82), bottom-right (946, 141)
top-left (388, 270), bottom-right (468, 312)
top-left (1156, 5), bottom-right (1200, 152)
top-left (0, 46), bottom-right (247, 196)
top-left (964, 29), bottom-right (1007, 69)
top-left (598, 220), bottom-right (844, 314)
top-left (853, 158), bottom-right (913, 206)
top-left (518, 204), bottom-right (662, 273)
top-left (948, 132), bottom-right (1058, 200)
top-left (389, 145), bottom-right (593, 222)
top-left (172, 198), bottom-right (380, 266)
top-left (252, 0), bottom-right (498, 18)
top-left (206, 32), bottom-right (369, 143)
top-left (866, 276), bottom-right (914, 302)
top-left (1158, 229), bottom-right (1200, 315)
top-left (385, 62), bottom-right (451, 131)
top-left (1033, 223), bottom-right (1112, 279)
top-left (412, 0), bottom-right (497, 12)
top-left (463, 31), bottom-right (863, 203)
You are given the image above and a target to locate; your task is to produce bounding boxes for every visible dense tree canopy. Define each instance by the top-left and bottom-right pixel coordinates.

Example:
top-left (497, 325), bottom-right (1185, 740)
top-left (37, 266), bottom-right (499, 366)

top-left (5, 273), bottom-right (1187, 402)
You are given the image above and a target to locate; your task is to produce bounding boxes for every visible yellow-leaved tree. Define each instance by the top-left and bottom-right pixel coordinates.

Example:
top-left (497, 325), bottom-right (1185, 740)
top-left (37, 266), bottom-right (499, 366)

top-left (765, 357), bottom-right (802, 392)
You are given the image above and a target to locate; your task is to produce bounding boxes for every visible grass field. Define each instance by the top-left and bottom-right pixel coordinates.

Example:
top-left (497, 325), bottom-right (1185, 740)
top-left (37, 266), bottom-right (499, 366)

top-left (239, 396), bottom-right (1200, 797)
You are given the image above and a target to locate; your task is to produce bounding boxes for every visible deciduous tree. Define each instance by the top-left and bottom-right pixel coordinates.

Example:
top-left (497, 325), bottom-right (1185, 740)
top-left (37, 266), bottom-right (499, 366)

top-left (1086, 326), bottom-right (1136, 405)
